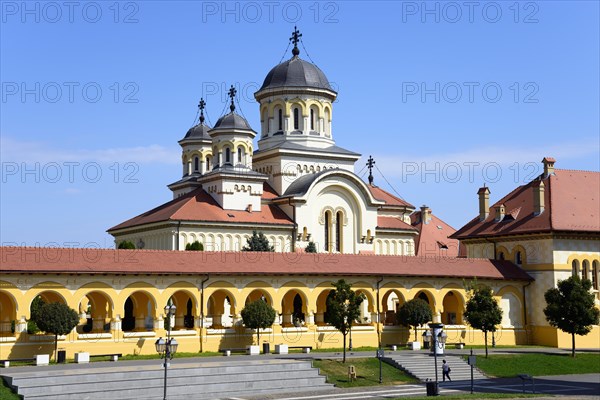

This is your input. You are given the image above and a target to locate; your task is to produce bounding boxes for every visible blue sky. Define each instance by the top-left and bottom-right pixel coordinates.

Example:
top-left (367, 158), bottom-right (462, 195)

top-left (1, 1), bottom-right (599, 247)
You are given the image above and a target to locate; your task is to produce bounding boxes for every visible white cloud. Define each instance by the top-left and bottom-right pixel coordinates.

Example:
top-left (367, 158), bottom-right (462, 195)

top-left (0, 136), bottom-right (179, 164)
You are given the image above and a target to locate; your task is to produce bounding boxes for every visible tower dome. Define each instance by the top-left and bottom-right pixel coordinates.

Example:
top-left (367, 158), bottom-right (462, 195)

top-left (259, 57), bottom-right (333, 92)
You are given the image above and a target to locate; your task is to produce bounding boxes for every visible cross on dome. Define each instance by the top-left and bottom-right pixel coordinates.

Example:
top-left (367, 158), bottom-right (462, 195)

top-left (366, 155), bottom-right (375, 185)
top-left (290, 26), bottom-right (302, 56)
top-left (228, 85), bottom-right (237, 112)
top-left (198, 98), bottom-right (206, 123)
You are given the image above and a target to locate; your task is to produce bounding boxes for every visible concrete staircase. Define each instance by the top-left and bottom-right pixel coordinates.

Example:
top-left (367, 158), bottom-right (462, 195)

top-left (2, 359), bottom-right (332, 400)
top-left (383, 353), bottom-right (487, 382)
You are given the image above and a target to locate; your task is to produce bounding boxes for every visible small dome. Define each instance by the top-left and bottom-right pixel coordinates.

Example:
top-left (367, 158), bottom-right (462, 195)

top-left (210, 112), bottom-right (255, 133)
top-left (182, 123), bottom-right (211, 141)
top-left (259, 56), bottom-right (334, 92)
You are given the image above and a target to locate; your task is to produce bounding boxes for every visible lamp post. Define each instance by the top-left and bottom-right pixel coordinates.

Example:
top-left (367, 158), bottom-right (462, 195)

top-left (156, 304), bottom-right (178, 400)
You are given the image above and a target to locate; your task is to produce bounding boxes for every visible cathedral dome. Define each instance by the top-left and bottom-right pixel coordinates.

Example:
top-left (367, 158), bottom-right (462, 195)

top-left (259, 56), bottom-right (334, 92)
top-left (182, 123), bottom-right (211, 141)
top-left (210, 112), bottom-right (255, 133)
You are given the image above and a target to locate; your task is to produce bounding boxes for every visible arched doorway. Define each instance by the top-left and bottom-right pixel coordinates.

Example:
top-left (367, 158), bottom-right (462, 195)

top-left (122, 291), bottom-right (155, 332)
top-left (382, 290), bottom-right (404, 325)
top-left (169, 291), bottom-right (196, 330)
top-left (78, 291), bottom-right (113, 333)
top-left (0, 291), bottom-right (17, 336)
top-left (207, 290), bottom-right (236, 328)
top-left (442, 291), bottom-right (464, 325)
top-left (281, 290), bottom-right (307, 327)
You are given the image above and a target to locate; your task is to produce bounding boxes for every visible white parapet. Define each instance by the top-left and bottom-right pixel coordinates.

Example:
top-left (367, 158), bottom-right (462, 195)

top-left (274, 344), bottom-right (288, 354)
top-left (75, 352), bottom-right (90, 364)
top-left (35, 354), bottom-right (50, 366)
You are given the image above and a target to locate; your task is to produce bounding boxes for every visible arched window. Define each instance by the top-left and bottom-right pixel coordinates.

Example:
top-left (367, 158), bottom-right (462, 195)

top-left (515, 251), bottom-right (522, 265)
top-left (324, 211), bottom-right (332, 252)
top-left (572, 260), bottom-right (579, 277)
top-left (582, 260), bottom-right (590, 281)
top-left (237, 147), bottom-right (243, 163)
top-left (593, 261), bottom-right (599, 290)
top-left (225, 148), bottom-right (231, 164)
top-left (206, 156), bottom-right (211, 170)
top-left (310, 108), bottom-right (315, 130)
top-left (278, 108), bottom-right (283, 131)
top-left (335, 211), bottom-right (343, 252)
top-left (293, 108), bottom-right (299, 130)
top-left (194, 156), bottom-right (199, 172)
top-left (498, 252), bottom-right (505, 260)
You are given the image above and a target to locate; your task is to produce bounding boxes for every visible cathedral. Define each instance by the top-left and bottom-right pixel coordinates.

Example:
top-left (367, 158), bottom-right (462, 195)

top-left (107, 28), bottom-right (460, 258)
top-left (0, 29), bottom-right (598, 360)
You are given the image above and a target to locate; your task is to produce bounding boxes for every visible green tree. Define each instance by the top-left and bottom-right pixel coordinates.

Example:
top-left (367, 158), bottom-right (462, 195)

top-left (544, 275), bottom-right (600, 357)
top-left (464, 284), bottom-right (503, 358)
top-left (35, 302), bottom-right (79, 362)
top-left (118, 241), bottom-right (135, 249)
top-left (27, 296), bottom-right (45, 334)
top-left (185, 241), bottom-right (204, 251)
top-left (305, 242), bottom-right (317, 253)
top-left (241, 299), bottom-right (276, 345)
top-left (397, 298), bottom-right (433, 342)
top-left (242, 231), bottom-right (274, 252)
top-left (326, 279), bottom-right (365, 363)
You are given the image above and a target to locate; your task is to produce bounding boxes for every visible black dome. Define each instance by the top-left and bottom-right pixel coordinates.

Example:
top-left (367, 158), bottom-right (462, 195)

top-left (259, 56), bottom-right (334, 92)
top-left (182, 123), bottom-right (211, 141)
top-left (210, 112), bottom-right (255, 133)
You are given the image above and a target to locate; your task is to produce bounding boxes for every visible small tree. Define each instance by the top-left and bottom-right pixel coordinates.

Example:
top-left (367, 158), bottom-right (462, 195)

top-left (185, 241), bottom-right (204, 251)
top-left (464, 284), bottom-right (502, 358)
top-left (544, 275), bottom-right (600, 357)
top-left (326, 279), bottom-right (365, 363)
top-left (118, 241), bottom-right (135, 249)
top-left (241, 299), bottom-right (276, 345)
top-left (35, 302), bottom-right (79, 362)
top-left (305, 242), bottom-right (317, 253)
top-left (242, 230), bottom-right (275, 252)
top-left (27, 296), bottom-right (45, 334)
top-left (397, 299), bottom-right (432, 342)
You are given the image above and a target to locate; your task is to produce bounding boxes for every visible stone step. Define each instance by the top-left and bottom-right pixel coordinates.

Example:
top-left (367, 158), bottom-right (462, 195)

top-left (6, 359), bottom-right (332, 400)
top-left (9, 360), bottom-right (312, 387)
top-left (17, 369), bottom-right (322, 397)
top-left (382, 354), bottom-right (487, 382)
top-left (25, 376), bottom-right (329, 400)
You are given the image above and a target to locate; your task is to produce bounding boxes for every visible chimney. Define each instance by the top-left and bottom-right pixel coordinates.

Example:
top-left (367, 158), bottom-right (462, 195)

top-left (420, 205), bottom-right (431, 225)
top-left (477, 186), bottom-right (491, 221)
top-left (542, 157), bottom-right (556, 178)
top-left (494, 203), bottom-right (506, 222)
top-left (533, 180), bottom-right (545, 215)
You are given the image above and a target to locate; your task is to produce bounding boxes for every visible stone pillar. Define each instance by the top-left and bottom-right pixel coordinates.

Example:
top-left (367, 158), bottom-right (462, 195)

top-left (315, 313), bottom-right (324, 324)
top-left (282, 313), bottom-right (292, 326)
top-left (155, 315), bottom-right (164, 331)
top-left (307, 312), bottom-right (315, 325)
top-left (110, 316), bottom-right (122, 332)
top-left (92, 316), bottom-right (105, 332)
top-left (175, 315), bottom-right (184, 329)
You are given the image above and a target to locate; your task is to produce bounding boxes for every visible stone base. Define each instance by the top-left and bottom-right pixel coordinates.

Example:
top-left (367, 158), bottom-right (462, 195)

top-left (246, 345), bottom-right (260, 355)
top-left (408, 341), bottom-right (421, 351)
top-left (274, 344), bottom-right (288, 354)
top-left (35, 354), bottom-right (49, 366)
top-left (75, 352), bottom-right (90, 364)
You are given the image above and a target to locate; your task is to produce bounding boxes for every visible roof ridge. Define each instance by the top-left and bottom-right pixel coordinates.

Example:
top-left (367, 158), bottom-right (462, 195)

top-left (555, 168), bottom-right (600, 174)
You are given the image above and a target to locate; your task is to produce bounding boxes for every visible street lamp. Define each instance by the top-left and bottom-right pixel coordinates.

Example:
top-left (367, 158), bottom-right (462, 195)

top-left (156, 304), bottom-right (178, 400)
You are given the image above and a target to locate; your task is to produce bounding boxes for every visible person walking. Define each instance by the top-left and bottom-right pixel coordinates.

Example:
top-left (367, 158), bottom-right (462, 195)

top-left (442, 359), bottom-right (451, 382)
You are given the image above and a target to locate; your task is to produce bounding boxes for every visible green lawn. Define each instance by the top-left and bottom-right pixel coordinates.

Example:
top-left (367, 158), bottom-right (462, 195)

top-left (313, 358), bottom-right (417, 388)
top-left (471, 353), bottom-right (600, 377)
top-left (0, 378), bottom-right (21, 400)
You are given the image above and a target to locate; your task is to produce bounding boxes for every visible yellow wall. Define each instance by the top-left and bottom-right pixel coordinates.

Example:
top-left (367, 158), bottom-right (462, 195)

top-left (0, 273), bottom-right (530, 360)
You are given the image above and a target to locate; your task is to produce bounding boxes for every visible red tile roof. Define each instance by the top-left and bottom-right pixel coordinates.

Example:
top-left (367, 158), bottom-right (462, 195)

top-left (0, 247), bottom-right (532, 281)
top-left (411, 211), bottom-right (463, 257)
top-left (377, 216), bottom-right (417, 231)
top-left (452, 169), bottom-right (600, 239)
top-left (261, 182), bottom-right (280, 199)
top-left (108, 187), bottom-right (293, 232)
top-left (368, 185), bottom-right (415, 208)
